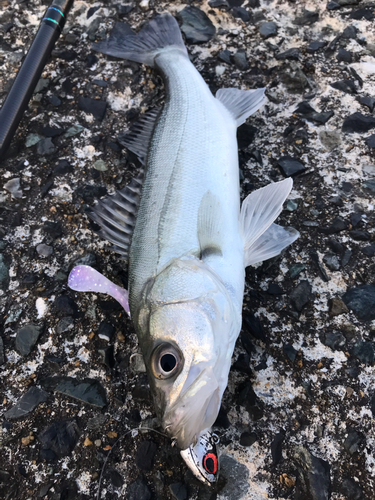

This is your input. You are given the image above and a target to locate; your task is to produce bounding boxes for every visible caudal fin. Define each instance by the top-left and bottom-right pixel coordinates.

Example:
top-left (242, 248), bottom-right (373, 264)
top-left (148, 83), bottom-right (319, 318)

top-left (93, 12), bottom-right (188, 66)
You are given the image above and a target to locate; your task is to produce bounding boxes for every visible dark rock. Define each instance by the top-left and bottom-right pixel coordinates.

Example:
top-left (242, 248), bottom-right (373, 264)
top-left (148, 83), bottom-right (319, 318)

top-left (169, 482), bottom-right (188, 500)
top-left (330, 79), bottom-right (356, 94)
top-left (218, 49), bottom-right (232, 64)
top-left (219, 455), bottom-right (250, 499)
top-left (16, 324), bottom-right (44, 355)
top-left (352, 341), bottom-right (374, 365)
top-left (98, 321), bottom-right (116, 341)
top-left (357, 96), bottom-right (375, 112)
top-left (109, 469), bottom-right (123, 488)
top-left (45, 355), bottom-right (65, 370)
top-left (340, 478), bottom-right (364, 500)
top-left (232, 7), bottom-right (251, 22)
top-left (55, 295), bottom-right (78, 316)
top-left (4, 387), bottom-right (48, 420)
top-left (294, 10), bottom-right (319, 25)
top-left (271, 433), bottom-right (284, 465)
top-left (39, 420), bottom-right (80, 460)
top-left (232, 352), bottom-right (252, 375)
top-left (342, 25), bottom-right (357, 40)
top-left (259, 22), bottom-right (278, 39)
top-left (76, 184), bottom-right (107, 203)
top-left (319, 217), bottom-right (348, 234)
top-left (293, 446), bottom-right (331, 500)
top-left (371, 393), bottom-right (375, 417)
top-left (329, 239), bottom-right (344, 254)
top-left (343, 285), bottom-right (375, 320)
top-left (54, 160), bottom-right (73, 176)
top-left (98, 345), bottom-right (115, 369)
top-left (344, 430), bottom-right (364, 454)
top-left (349, 230), bottom-right (370, 241)
top-left (306, 41), bottom-right (327, 53)
top-left (243, 312), bottom-right (267, 342)
top-left (237, 123), bottom-right (257, 149)
top-left (289, 263), bottom-right (306, 279)
top-left (39, 449), bottom-right (57, 462)
top-left (350, 7), bottom-right (375, 20)
top-left (362, 244), bottom-right (375, 257)
top-left (37, 482), bottom-right (53, 497)
top-left (350, 212), bottom-right (363, 228)
top-left (290, 280), bottom-right (312, 312)
top-left (177, 6), bottom-right (216, 44)
top-left (324, 332), bottom-right (346, 350)
top-left (277, 155), bottom-right (306, 177)
top-left (341, 248), bottom-right (352, 267)
top-left (41, 376), bottom-right (108, 407)
top-left (365, 135), bottom-right (375, 148)
top-left (323, 253), bottom-right (340, 271)
top-left (337, 48), bottom-right (353, 63)
top-left (117, 4), bottom-right (134, 16)
top-left (48, 95), bottom-right (62, 106)
top-left (232, 50), bottom-right (249, 70)
top-left (135, 440), bottom-right (157, 471)
top-left (294, 101), bottom-right (334, 125)
top-left (328, 297), bottom-right (348, 317)
top-left (56, 316), bottom-right (74, 334)
top-left (284, 343), bottom-right (297, 362)
top-left (37, 138), bottom-right (56, 155)
top-left (41, 126), bottom-right (64, 137)
top-left (342, 112), bottom-right (375, 133)
top-left (214, 406), bottom-right (231, 429)
top-left (126, 477), bottom-right (151, 500)
top-left (209, 0), bottom-right (230, 7)
top-left (238, 381), bottom-right (263, 419)
top-left (267, 283), bottom-right (284, 295)
top-left (43, 221), bottom-right (63, 238)
top-left (78, 97), bottom-right (107, 120)
top-left (327, 1), bottom-right (341, 9)
top-left (239, 431), bottom-right (257, 447)
top-left (0, 336), bottom-right (4, 365)
top-left (276, 48), bottom-right (300, 60)
top-left (0, 254), bottom-right (9, 291)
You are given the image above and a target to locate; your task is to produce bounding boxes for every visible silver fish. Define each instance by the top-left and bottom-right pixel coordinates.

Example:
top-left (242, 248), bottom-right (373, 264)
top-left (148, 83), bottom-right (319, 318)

top-left (69, 12), bottom-right (299, 483)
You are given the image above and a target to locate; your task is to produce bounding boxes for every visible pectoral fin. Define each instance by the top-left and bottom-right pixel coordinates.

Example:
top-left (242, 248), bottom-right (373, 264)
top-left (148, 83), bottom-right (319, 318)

top-left (240, 179), bottom-right (298, 266)
top-left (244, 223), bottom-right (299, 266)
top-left (197, 191), bottom-right (223, 259)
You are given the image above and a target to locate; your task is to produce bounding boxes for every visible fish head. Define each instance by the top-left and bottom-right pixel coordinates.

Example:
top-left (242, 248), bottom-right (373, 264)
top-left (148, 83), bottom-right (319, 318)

top-left (141, 275), bottom-right (238, 450)
top-left (180, 430), bottom-right (220, 485)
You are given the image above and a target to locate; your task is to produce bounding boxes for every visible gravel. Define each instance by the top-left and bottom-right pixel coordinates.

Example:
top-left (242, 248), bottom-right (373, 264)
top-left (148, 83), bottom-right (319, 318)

top-left (1, 0), bottom-right (375, 499)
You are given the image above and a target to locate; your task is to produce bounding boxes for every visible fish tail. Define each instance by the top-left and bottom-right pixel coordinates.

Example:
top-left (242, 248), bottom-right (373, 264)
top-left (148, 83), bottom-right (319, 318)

top-left (93, 13), bottom-right (188, 67)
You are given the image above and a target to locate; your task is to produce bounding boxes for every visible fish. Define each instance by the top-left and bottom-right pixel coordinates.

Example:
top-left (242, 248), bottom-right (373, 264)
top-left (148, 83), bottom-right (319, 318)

top-left (68, 12), bottom-right (299, 484)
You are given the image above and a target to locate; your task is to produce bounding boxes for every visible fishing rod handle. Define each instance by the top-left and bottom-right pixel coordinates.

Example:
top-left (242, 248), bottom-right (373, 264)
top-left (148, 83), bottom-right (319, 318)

top-left (0, 0), bottom-right (72, 160)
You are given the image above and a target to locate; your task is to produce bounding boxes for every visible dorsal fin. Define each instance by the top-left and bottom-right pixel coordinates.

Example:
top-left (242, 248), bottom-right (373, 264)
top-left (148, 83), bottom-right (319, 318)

top-left (88, 175), bottom-right (143, 259)
top-left (216, 87), bottom-right (266, 127)
top-left (118, 107), bottom-right (161, 163)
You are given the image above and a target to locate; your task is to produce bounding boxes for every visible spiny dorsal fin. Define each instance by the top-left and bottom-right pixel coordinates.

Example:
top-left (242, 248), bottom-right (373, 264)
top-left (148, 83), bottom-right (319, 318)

top-left (197, 191), bottom-right (224, 259)
top-left (118, 107), bottom-right (161, 163)
top-left (89, 175), bottom-right (143, 260)
top-left (216, 87), bottom-right (266, 127)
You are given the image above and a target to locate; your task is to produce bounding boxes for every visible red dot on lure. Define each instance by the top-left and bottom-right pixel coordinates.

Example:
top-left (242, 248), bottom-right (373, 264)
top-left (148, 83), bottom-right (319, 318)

top-left (203, 452), bottom-right (218, 475)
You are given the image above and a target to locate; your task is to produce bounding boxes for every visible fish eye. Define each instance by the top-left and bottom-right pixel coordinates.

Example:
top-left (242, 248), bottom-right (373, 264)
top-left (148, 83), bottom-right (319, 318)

top-left (151, 343), bottom-right (183, 380)
top-left (203, 452), bottom-right (218, 475)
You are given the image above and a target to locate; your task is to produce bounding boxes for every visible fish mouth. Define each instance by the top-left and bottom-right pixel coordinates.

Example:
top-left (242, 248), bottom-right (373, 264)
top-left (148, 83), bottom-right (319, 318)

top-left (163, 364), bottom-right (221, 450)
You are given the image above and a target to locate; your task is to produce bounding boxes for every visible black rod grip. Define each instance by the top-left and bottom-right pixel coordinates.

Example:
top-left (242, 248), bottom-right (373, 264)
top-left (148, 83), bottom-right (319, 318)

top-left (0, 0), bottom-right (73, 160)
